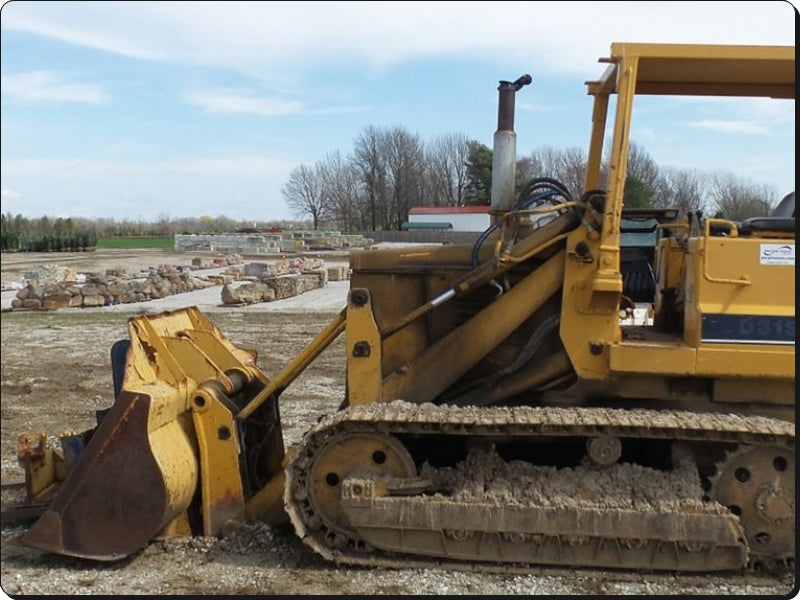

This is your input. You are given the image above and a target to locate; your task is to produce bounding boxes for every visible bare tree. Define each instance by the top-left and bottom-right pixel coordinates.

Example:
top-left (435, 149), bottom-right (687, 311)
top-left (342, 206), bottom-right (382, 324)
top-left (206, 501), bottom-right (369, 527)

top-left (659, 167), bottom-right (708, 216)
top-left (523, 146), bottom-right (561, 181)
top-left (319, 151), bottom-right (362, 231)
top-left (558, 147), bottom-right (588, 200)
top-left (284, 127), bottom-right (786, 232)
top-left (351, 125), bottom-right (426, 230)
top-left (385, 126), bottom-right (425, 229)
top-left (352, 126), bottom-right (388, 231)
top-left (519, 146), bottom-right (587, 200)
top-left (627, 142), bottom-right (668, 194)
top-left (282, 163), bottom-right (328, 229)
top-left (426, 132), bottom-right (471, 206)
top-left (707, 171), bottom-right (776, 221)
top-left (515, 155), bottom-right (536, 191)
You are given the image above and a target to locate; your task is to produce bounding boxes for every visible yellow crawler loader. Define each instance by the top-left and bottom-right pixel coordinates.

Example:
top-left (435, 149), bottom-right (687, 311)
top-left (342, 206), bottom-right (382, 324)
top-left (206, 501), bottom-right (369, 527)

top-left (10, 42), bottom-right (795, 572)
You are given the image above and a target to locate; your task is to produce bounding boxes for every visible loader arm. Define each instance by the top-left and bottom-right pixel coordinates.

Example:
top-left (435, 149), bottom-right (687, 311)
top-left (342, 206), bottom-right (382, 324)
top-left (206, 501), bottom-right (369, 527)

top-left (16, 307), bottom-right (287, 559)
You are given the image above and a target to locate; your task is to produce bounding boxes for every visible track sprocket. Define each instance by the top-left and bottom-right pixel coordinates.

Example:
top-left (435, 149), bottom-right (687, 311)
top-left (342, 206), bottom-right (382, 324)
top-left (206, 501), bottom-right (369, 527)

top-left (708, 444), bottom-right (794, 570)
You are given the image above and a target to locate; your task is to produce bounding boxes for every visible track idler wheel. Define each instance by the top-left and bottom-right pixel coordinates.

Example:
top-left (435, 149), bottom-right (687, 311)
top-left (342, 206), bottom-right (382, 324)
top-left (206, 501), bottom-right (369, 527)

top-left (296, 432), bottom-right (416, 551)
top-left (709, 444), bottom-right (794, 569)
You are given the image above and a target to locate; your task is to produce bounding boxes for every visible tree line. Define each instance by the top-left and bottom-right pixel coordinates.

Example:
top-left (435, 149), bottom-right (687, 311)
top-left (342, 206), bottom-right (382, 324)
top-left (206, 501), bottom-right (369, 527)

top-left (0, 213), bottom-right (303, 253)
top-left (282, 126), bottom-right (782, 229)
top-left (0, 214), bottom-right (98, 252)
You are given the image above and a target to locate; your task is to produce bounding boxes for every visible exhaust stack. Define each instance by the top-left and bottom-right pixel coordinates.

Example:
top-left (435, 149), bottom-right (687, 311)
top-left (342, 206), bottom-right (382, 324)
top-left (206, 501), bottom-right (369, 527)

top-left (490, 74), bottom-right (532, 219)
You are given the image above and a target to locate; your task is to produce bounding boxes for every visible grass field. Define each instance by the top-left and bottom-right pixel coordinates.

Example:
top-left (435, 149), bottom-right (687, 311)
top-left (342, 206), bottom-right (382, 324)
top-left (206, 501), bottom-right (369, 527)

top-left (96, 236), bottom-right (173, 249)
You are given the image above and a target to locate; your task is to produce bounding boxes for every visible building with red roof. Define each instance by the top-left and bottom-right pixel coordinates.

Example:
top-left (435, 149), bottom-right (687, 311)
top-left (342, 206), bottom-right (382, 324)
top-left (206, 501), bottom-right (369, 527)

top-left (405, 206), bottom-right (490, 232)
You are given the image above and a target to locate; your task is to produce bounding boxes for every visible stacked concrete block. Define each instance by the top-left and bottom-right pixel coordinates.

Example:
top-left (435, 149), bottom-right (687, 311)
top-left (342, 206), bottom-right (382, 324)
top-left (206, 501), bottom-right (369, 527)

top-left (326, 266), bottom-right (350, 281)
top-left (220, 268), bottom-right (328, 306)
top-left (175, 232), bottom-right (371, 254)
top-left (343, 234), bottom-right (363, 247)
top-left (174, 233), bottom-right (267, 253)
top-left (263, 236), bottom-right (282, 253)
top-left (264, 272), bottom-right (326, 300)
top-left (243, 262), bottom-right (274, 278)
top-left (22, 265), bottom-right (77, 286)
top-left (308, 236), bottom-right (344, 250)
top-left (278, 239), bottom-right (305, 252)
top-left (243, 257), bottom-right (325, 280)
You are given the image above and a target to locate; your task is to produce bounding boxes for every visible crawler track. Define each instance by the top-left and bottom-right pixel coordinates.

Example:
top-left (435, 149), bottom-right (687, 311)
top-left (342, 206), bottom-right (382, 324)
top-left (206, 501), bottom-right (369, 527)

top-left (284, 402), bottom-right (794, 573)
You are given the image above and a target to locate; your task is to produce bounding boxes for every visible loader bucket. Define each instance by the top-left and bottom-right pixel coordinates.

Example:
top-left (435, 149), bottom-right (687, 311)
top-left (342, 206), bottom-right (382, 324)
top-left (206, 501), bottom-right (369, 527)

top-left (17, 389), bottom-right (197, 560)
top-left (16, 307), bottom-right (284, 560)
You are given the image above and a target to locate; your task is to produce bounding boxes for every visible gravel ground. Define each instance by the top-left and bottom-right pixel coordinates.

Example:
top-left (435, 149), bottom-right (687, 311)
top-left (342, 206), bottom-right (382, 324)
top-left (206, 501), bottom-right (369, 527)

top-left (0, 250), bottom-right (796, 596)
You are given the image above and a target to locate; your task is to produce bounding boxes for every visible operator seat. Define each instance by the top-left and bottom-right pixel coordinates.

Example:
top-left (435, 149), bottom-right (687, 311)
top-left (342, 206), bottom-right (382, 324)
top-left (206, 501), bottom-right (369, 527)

top-left (771, 191), bottom-right (795, 218)
top-left (739, 191), bottom-right (795, 235)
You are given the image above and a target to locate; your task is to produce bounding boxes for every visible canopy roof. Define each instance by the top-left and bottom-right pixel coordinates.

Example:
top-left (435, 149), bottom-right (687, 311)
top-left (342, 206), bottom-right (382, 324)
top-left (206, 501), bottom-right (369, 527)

top-left (588, 43), bottom-right (795, 99)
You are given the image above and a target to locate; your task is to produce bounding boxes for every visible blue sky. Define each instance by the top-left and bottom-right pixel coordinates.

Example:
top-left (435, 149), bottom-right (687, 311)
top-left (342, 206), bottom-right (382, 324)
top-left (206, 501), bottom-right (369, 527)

top-left (0, 1), bottom-right (795, 222)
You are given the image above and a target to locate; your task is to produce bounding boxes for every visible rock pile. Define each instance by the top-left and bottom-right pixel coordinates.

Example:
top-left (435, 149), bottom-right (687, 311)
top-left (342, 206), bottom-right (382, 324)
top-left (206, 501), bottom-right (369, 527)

top-left (243, 257), bottom-right (325, 278)
top-left (191, 255), bottom-right (243, 269)
top-left (221, 257), bottom-right (335, 306)
top-left (11, 267), bottom-right (219, 310)
top-left (241, 257), bottom-right (349, 282)
top-left (7, 253), bottom-right (342, 310)
top-left (9, 255), bottom-right (243, 311)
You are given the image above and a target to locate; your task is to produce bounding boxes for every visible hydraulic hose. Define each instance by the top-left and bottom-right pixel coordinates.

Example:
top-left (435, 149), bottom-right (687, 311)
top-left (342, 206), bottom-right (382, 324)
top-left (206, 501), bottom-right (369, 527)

top-left (471, 176), bottom-right (573, 268)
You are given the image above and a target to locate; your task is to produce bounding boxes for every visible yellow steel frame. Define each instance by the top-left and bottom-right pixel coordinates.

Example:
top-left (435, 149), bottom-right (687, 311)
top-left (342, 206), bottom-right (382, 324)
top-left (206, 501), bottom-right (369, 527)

top-left (346, 289), bottom-right (384, 406)
top-left (118, 308), bottom-right (279, 537)
top-left (562, 43), bottom-right (794, 380)
top-left (190, 382), bottom-right (246, 537)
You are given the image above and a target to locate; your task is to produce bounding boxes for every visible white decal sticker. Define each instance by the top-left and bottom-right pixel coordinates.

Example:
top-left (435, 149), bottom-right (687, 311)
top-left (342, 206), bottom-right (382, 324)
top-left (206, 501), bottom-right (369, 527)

top-left (760, 244), bottom-right (795, 265)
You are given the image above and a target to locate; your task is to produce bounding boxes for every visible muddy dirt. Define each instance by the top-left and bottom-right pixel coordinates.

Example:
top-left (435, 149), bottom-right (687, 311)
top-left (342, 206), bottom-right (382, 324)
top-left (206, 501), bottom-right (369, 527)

top-left (0, 250), bottom-right (795, 596)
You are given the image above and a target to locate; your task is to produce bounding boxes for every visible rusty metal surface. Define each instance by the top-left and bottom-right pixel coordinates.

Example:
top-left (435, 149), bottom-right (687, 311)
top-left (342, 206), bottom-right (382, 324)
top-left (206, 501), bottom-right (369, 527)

top-left (709, 444), bottom-right (795, 568)
top-left (15, 391), bottom-right (180, 560)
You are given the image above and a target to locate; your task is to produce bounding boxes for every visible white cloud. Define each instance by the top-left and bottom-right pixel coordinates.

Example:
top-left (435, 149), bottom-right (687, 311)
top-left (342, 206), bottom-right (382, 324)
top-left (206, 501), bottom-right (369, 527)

top-left (687, 120), bottom-right (770, 135)
top-left (184, 89), bottom-right (304, 116)
top-left (680, 98), bottom-right (794, 136)
top-left (677, 96), bottom-right (795, 119)
top-left (183, 88), bottom-right (369, 117)
top-left (0, 71), bottom-right (109, 104)
top-left (1, 188), bottom-right (21, 200)
top-left (1, 2), bottom-right (793, 80)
